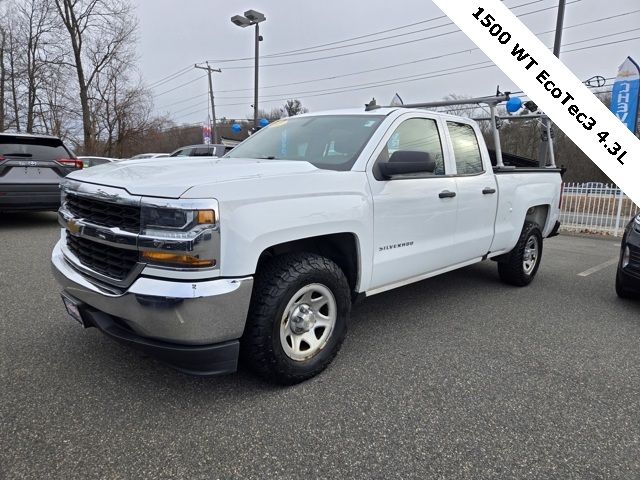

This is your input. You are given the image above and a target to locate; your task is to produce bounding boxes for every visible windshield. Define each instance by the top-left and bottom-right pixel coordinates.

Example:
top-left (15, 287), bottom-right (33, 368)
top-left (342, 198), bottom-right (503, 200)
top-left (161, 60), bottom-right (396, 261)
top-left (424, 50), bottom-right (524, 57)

top-left (225, 115), bottom-right (384, 171)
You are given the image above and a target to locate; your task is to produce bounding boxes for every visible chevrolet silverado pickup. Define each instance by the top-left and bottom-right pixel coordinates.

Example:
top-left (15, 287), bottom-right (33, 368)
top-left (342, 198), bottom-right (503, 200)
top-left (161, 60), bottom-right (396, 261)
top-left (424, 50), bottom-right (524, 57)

top-left (52, 106), bottom-right (563, 384)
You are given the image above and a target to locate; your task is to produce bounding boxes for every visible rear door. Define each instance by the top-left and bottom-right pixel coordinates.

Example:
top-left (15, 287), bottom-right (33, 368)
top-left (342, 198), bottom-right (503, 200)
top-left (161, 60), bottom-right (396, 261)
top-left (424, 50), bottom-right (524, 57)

top-left (0, 135), bottom-right (77, 185)
top-left (444, 121), bottom-right (498, 262)
top-left (368, 114), bottom-right (458, 290)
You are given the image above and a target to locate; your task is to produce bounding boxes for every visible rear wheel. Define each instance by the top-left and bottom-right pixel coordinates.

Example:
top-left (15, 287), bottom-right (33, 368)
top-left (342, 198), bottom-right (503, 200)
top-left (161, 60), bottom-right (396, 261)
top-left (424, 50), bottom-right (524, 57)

top-left (241, 253), bottom-right (351, 384)
top-left (498, 221), bottom-right (543, 287)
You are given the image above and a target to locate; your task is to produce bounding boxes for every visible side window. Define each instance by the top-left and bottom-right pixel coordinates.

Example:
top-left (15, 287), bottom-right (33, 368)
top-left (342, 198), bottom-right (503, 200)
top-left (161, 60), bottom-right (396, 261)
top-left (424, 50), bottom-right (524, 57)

top-left (173, 148), bottom-right (191, 157)
top-left (377, 118), bottom-right (445, 175)
top-left (447, 122), bottom-right (484, 175)
top-left (192, 147), bottom-right (211, 157)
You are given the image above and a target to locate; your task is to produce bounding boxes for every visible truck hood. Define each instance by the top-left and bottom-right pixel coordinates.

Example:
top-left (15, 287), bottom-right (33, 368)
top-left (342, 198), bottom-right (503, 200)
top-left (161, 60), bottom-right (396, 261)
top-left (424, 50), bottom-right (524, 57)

top-left (67, 157), bottom-right (321, 198)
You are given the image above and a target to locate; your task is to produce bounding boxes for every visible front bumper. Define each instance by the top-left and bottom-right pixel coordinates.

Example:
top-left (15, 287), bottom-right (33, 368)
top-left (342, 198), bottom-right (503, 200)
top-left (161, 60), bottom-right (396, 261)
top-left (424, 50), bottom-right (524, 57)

top-left (52, 239), bottom-right (253, 365)
top-left (74, 305), bottom-right (240, 375)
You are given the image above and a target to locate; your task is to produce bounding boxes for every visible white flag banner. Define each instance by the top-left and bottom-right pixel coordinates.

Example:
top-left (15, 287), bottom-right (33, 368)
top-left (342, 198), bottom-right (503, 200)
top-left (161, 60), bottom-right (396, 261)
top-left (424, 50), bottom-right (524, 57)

top-left (431, 0), bottom-right (640, 206)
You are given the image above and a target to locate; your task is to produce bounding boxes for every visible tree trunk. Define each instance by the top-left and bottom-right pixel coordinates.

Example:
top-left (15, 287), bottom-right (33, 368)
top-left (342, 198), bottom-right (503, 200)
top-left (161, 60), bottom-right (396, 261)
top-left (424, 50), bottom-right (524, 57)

top-left (56, 0), bottom-right (94, 154)
top-left (0, 30), bottom-right (5, 131)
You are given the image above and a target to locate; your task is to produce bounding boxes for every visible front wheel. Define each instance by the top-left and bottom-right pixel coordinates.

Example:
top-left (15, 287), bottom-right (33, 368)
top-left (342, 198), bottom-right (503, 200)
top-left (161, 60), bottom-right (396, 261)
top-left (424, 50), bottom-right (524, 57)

top-left (241, 253), bottom-right (351, 384)
top-left (498, 221), bottom-right (543, 287)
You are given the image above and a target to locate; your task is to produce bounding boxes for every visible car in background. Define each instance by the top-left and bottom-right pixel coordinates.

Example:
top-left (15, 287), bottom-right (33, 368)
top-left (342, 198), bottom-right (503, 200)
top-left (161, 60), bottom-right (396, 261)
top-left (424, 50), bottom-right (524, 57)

top-left (169, 144), bottom-right (233, 158)
top-left (78, 156), bottom-right (118, 168)
top-left (616, 214), bottom-right (640, 299)
top-left (0, 133), bottom-right (81, 211)
top-left (129, 153), bottom-right (169, 160)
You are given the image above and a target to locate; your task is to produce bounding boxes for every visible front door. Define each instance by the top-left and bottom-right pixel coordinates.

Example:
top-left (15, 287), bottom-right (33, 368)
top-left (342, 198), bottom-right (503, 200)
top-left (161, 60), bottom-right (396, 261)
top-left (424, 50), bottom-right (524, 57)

top-left (368, 115), bottom-right (458, 291)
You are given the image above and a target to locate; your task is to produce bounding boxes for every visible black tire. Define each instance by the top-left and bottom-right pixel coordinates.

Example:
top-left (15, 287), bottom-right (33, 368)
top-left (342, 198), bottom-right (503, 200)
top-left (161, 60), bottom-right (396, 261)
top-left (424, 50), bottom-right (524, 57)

top-left (498, 221), bottom-right (543, 287)
top-left (241, 253), bottom-right (351, 384)
top-left (616, 269), bottom-right (636, 299)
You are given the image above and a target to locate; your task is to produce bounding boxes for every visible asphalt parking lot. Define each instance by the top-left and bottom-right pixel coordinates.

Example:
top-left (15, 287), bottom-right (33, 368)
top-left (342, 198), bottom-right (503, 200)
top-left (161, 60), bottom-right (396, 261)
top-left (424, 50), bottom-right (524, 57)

top-left (1, 212), bottom-right (640, 480)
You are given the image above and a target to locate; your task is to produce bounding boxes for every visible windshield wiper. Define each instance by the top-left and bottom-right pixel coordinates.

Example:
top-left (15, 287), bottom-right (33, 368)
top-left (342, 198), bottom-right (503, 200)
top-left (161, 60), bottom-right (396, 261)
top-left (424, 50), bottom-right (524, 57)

top-left (3, 153), bottom-right (32, 157)
top-left (257, 155), bottom-right (278, 160)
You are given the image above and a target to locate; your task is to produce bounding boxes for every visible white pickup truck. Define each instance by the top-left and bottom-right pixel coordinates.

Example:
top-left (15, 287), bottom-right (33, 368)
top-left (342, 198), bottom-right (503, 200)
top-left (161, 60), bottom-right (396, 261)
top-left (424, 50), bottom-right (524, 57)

top-left (52, 105), bottom-right (562, 383)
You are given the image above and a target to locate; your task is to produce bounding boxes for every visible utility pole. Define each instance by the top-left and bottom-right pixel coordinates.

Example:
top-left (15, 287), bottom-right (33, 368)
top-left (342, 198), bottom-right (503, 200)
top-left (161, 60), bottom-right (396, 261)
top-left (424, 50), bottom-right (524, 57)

top-left (195, 62), bottom-right (221, 144)
top-left (538, 0), bottom-right (566, 166)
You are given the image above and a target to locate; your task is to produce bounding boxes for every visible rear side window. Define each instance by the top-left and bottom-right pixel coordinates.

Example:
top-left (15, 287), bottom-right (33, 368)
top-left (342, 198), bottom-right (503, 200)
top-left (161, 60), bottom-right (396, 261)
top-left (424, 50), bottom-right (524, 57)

top-left (0, 136), bottom-right (71, 160)
top-left (172, 148), bottom-right (191, 157)
top-left (447, 122), bottom-right (484, 175)
top-left (192, 147), bottom-right (212, 157)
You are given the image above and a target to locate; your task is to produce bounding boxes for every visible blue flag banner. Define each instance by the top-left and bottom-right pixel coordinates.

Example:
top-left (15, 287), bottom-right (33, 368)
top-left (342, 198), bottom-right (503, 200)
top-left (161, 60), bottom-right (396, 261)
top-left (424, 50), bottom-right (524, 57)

top-left (611, 57), bottom-right (640, 134)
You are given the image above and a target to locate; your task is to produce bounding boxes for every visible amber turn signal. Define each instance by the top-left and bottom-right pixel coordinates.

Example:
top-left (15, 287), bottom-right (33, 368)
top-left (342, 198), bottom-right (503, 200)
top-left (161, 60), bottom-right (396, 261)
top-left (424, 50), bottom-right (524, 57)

top-left (142, 251), bottom-right (216, 268)
top-left (197, 210), bottom-right (216, 224)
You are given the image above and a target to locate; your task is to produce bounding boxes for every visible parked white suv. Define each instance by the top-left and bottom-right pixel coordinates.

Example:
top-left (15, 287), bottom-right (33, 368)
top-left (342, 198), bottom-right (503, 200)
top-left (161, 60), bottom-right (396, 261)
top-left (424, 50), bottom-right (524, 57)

top-left (52, 107), bottom-right (562, 383)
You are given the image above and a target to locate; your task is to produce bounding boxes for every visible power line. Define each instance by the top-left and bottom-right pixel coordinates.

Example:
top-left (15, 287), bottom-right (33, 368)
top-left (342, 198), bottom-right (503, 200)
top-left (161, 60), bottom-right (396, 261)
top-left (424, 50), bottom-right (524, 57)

top-left (214, 27), bottom-right (640, 101)
top-left (147, 66), bottom-right (193, 89)
top-left (210, 35), bottom-right (640, 108)
top-left (210, 0), bottom-right (583, 70)
top-left (153, 0), bottom-right (599, 105)
top-left (206, 7), bottom-right (639, 96)
top-left (208, 0), bottom-right (550, 63)
top-left (160, 6), bottom-right (639, 108)
top-left (154, 73), bottom-right (207, 97)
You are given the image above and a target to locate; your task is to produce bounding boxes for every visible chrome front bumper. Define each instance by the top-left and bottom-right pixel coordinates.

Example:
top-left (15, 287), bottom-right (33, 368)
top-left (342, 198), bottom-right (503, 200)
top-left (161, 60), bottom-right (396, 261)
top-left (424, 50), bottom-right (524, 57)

top-left (51, 240), bottom-right (253, 345)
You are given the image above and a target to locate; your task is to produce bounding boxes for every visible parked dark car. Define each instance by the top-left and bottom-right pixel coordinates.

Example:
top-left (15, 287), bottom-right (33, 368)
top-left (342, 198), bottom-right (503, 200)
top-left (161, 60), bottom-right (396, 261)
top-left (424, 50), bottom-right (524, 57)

top-left (0, 133), bottom-right (81, 211)
top-left (169, 144), bottom-right (233, 157)
top-left (616, 215), bottom-right (640, 299)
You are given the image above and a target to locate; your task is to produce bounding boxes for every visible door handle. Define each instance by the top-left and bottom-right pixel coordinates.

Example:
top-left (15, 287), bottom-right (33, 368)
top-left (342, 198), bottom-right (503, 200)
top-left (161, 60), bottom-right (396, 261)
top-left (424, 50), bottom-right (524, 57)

top-left (439, 190), bottom-right (456, 198)
top-left (482, 187), bottom-right (496, 194)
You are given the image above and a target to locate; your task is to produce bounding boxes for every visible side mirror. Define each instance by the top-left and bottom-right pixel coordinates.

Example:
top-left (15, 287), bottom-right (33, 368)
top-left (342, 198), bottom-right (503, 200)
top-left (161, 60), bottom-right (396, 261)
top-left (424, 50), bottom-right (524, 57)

top-left (379, 151), bottom-right (436, 179)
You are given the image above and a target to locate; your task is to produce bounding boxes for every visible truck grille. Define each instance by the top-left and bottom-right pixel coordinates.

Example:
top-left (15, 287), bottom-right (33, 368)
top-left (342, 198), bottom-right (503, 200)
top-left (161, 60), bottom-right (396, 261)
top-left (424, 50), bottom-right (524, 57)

top-left (66, 234), bottom-right (138, 281)
top-left (66, 193), bottom-right (140, 233)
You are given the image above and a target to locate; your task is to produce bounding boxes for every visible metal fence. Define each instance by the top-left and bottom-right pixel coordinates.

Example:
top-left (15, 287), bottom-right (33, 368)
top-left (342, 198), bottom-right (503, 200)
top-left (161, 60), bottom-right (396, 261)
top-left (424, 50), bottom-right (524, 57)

top-left (559, 183), bottom-right (640, 236)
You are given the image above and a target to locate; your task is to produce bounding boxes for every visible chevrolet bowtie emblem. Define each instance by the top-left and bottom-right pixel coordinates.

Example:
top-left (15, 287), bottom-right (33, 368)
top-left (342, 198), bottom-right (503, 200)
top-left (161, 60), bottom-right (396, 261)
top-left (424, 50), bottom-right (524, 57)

top-left (67, 219), bottom-right (81, 235)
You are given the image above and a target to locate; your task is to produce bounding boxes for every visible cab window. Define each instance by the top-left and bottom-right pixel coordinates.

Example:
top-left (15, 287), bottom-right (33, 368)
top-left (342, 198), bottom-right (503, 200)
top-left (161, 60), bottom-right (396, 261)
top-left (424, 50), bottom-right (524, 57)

top-left (376, 118), bottom-right (445, 176)
top-left (447, 122), bottom-right (484, 175)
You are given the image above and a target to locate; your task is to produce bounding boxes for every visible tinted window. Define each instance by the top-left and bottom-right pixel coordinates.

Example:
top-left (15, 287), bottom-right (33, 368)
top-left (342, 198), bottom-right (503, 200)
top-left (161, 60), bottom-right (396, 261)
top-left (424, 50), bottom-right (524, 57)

top-left (192, 147), bottom-right (212, 157)
top-left (377, 118), bottom-right (445, 175)
top-left (0, 136), bottom-right (71, 160)
top-left (447, 122), bottom-right (483, 175)
top-left (226, 115), bottom-right (384, 171)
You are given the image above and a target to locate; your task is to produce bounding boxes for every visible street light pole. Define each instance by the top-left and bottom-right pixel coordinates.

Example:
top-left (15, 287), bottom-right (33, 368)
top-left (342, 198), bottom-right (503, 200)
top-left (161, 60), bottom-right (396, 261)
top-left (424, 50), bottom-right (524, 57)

top-left (254, 22), bottom-right (260, 130)
top-left (231, 9), bottom-right (266, 132)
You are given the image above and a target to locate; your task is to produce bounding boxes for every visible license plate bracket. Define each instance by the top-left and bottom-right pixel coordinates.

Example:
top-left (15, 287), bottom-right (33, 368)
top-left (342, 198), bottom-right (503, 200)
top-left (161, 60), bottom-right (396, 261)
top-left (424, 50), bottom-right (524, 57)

top-left (61, 293), bottom-right (88, 327)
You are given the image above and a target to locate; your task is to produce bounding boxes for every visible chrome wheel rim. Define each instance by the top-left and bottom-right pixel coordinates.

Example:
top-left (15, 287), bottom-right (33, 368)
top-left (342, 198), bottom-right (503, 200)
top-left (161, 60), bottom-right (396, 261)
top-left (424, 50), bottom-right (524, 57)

top-left (280, 283), bottom-right (336, 361)
top-left (523, 235), bottom-right (539, 275)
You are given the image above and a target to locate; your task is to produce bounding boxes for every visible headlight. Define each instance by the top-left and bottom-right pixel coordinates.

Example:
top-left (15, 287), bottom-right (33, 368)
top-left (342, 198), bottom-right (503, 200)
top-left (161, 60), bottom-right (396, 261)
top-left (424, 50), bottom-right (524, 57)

top-left (635, 214), bottom-right (640, 226)
top-left (139, 199), bottom-right (220, 269)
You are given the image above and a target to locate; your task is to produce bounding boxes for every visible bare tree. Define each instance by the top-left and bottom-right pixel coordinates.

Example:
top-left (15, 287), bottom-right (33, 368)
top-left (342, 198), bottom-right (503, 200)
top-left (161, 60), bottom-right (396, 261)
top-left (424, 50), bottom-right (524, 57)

top-left (53, 0), bottom-right (136, 153)
top-left (283, 99), bottom-right (308, 117)
top-left (0, 23), bottom-right (5, 131)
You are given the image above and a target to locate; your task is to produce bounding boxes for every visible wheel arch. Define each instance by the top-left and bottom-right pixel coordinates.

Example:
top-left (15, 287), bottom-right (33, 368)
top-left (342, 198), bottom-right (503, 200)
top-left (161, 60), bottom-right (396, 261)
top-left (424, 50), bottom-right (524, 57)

top-left (255, 233), bottom-right (362, 297)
